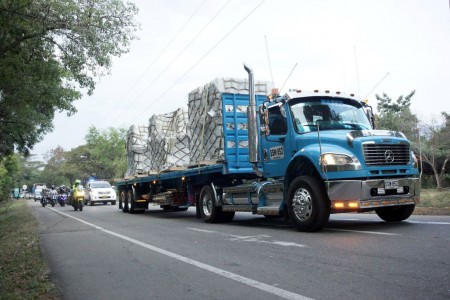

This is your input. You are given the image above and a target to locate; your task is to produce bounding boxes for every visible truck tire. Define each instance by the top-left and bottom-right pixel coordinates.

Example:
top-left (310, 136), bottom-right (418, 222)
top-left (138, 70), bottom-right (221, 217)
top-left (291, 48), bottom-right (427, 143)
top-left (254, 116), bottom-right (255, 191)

top-left (199, 185), bottom-right (234, 223)
top-left (127, 190), bottom-right (136, 214)
top-left (287, 176), bottom-right (330, 232)
top-left (121, 190), bottom-right (129, 212)
top-left (375, 204), bottom-right (415, 222)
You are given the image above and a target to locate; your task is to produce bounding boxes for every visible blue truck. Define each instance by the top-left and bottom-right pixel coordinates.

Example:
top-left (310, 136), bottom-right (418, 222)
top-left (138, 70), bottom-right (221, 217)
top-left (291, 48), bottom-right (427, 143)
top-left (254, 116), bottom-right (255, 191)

top-left (115, 65), bottom-right (420, 232)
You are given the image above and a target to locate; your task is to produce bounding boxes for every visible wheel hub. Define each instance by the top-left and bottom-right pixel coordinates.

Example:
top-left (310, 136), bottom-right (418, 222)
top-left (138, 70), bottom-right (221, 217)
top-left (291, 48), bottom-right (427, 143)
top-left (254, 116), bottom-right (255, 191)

top-left (292, 188), bottom-right (313, 221)
top-left (202, 195), bottom-right (212, 217)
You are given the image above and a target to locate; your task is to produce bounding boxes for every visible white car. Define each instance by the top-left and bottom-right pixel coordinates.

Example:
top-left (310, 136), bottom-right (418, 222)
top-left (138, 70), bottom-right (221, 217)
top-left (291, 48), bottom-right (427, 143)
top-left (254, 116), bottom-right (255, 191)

top-left (85, 181), bottom-right (116, 206)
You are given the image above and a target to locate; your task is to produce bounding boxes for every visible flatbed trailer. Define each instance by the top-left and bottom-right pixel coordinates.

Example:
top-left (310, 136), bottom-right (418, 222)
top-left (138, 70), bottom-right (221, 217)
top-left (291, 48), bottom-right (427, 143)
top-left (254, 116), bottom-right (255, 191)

top-left (115, 93), bottom-right (268, 218)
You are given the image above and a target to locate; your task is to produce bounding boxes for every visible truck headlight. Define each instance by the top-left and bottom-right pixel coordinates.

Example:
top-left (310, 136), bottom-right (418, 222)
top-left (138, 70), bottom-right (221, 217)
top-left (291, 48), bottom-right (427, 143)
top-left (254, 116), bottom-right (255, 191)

top-left (321, 153), bottom-right (361, 172)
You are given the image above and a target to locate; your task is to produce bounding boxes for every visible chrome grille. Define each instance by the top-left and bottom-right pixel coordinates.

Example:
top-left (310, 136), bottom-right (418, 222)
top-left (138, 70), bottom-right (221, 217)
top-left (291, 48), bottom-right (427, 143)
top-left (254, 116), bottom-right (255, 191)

top-left (363, 143), bottom-right (410, 166)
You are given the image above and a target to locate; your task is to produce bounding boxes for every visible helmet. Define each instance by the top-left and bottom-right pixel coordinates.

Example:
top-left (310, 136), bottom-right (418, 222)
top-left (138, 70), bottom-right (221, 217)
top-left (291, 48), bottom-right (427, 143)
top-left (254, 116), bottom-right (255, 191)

top-left (51, 185), bottom-right (55, 189)
top-left (75, 180), bottom-right (81, 184)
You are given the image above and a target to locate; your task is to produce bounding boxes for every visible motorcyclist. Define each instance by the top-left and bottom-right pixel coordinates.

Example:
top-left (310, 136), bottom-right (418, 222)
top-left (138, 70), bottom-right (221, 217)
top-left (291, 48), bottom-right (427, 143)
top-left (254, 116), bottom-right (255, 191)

top-left (72, 180), bottom-right (81, 191)
top-left (48, 185), bottom-right (58, 206)
top-left (49, 185), bottom-right (57, 194)
top-left (70, 180), bottom-right (82, 205)
top-left (40, 187), bottom-right (48, 206)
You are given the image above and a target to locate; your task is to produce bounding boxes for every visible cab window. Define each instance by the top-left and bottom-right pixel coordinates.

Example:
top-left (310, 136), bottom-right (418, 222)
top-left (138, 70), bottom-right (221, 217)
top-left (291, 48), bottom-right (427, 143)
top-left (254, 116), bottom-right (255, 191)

top-left (268, 105), bottom-right (287, 135)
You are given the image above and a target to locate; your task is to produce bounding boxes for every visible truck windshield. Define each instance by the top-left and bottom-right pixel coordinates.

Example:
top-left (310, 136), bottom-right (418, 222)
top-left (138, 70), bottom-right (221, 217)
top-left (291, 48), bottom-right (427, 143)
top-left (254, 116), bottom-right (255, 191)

top-left (290, 97), bottom-right (372, 133)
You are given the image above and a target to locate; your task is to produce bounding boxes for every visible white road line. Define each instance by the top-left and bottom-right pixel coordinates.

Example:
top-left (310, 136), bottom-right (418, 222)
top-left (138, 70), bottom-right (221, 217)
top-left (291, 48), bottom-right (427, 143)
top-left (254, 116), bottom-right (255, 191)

top-left (327, 229), bottom-right (400, 235)
top-left (48, 208), bottom-right (313, 300)
top-left (406, 220), bottom-right (450, 225)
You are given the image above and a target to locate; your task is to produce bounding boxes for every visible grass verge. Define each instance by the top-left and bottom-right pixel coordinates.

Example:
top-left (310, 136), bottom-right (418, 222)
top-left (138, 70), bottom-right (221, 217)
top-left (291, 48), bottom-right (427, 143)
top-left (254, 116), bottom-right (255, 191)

top-left (414, 189), bottom-right (450, 215)
top-left (0, 199), bottom-right (59, 300)
top-left (419, 189), bottom-right (450, 208)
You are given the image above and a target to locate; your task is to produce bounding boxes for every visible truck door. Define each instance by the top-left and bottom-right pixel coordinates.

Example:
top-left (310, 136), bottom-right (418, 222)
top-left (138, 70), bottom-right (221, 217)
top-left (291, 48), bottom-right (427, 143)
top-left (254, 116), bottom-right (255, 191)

top-left (260, 104), bottom-right (293, 178)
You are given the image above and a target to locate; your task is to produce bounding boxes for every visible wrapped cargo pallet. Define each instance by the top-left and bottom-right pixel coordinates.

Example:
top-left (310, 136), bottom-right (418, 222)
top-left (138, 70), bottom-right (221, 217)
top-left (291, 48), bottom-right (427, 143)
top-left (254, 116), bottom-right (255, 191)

top-left (125, 124), bottom-right (152, 176)
top-left (147, 108), bottom-right (190, 172)
top-left (188, 78), bottom-right (272, 164)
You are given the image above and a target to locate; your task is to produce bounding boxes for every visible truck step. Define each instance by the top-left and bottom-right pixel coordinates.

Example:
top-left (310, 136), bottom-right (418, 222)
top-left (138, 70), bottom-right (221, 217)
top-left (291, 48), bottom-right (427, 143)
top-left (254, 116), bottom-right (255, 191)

top-left (257, 206), bottom-right (281, 216)
top-left (223, 184), bottom-right (256, 194)
top-left (222, 204), bottom-right (255, 212)
top-left (259, 182), bottom-right (283, 193)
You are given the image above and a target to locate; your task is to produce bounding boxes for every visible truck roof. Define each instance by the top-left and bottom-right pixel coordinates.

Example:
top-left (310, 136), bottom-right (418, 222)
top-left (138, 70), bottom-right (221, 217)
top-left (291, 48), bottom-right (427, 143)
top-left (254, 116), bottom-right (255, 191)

top-left (283, 90), bottom-right (363, 102)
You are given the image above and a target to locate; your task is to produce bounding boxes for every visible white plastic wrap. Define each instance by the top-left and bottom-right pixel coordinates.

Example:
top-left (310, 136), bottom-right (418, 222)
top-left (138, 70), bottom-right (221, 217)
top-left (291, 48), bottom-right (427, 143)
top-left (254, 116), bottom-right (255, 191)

top-left (188, 78), bottom-right (271, 164)
top-left (147, 108), bottom-right (190, 171)
top-left (125, 125), bottom-right (152, 176)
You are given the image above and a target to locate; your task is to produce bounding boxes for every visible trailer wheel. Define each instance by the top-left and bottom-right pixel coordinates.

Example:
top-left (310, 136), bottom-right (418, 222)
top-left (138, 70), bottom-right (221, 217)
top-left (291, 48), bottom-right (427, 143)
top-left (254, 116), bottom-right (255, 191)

top-left (127, 190), bottom-right (136, 214)
top-left (287, 176), bottom-right (330, 232)
top-left (121, 190), bottom-right (128, 212)
top-left (199, 185), bottom-right (234, 223)
top-left (375, 204), bottom-right (415, 222)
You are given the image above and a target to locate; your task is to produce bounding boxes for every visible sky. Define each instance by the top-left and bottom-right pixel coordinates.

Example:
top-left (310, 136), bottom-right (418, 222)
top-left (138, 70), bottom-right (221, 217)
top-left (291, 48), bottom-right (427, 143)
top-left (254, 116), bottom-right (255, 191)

top-left (32, 0), bottom-right (450, 160)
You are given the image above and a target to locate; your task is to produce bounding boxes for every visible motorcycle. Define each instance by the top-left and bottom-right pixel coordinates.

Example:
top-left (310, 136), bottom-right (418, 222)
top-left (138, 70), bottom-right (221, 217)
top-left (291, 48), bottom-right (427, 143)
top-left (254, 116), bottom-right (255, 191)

top-left (49, 193), bottom-right (58, 207)
top-left (58, 193), bottom-right (67, 207)
top-left (40, 193), bottom-right (47, 207)
top-left (71, 185), bottom-right (85, 211)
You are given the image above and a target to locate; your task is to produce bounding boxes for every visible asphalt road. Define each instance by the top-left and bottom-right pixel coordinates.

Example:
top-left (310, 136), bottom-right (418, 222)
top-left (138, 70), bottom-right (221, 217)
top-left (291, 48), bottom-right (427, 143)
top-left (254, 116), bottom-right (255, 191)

top-left (30, 201), bottom-right (450, 300)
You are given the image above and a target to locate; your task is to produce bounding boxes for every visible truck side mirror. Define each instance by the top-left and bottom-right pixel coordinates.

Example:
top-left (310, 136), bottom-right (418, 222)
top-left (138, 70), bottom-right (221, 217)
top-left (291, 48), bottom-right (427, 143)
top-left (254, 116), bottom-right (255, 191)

top-left (258, 105), bottom-right (269, 135)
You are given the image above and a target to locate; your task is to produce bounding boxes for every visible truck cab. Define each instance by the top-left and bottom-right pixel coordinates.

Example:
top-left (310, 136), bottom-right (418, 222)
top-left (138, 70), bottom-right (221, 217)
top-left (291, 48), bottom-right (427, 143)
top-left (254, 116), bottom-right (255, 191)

top-left (256, 89), bottom-right (420, 231)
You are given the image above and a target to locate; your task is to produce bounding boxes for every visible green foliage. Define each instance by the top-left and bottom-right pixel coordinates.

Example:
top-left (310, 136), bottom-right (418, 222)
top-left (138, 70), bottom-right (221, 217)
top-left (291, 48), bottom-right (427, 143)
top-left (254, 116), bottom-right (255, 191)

top-left (83, 126), bottom-right (127, 180)
top-left (45, 126), bottom-right (128, 185)
top-left (375, 91), bottom-right (419, 141)
top-left (0, 154), bottom-right (19, 200)
top-left (0, 0), bottom-right (139, 157)
top-left (419, 112), bottom-right (450, 190)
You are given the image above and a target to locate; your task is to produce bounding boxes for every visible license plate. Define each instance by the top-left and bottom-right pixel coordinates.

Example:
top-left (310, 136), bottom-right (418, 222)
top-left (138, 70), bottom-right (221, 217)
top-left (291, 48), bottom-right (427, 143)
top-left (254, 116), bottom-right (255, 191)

top-left (384, 179), bottom-right (399, 189)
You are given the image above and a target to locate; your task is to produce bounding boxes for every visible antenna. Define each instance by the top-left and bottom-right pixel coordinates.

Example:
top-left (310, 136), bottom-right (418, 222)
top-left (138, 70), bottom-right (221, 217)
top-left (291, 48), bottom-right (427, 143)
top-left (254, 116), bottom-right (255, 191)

top-left (264, 36), bottom-right (275, 86)
top-left (280, 63), bottom-right (298, 92)
top-left (354, 45), bottom-right (361, 96)
top-left (364, 72), bottom-right (390, 99)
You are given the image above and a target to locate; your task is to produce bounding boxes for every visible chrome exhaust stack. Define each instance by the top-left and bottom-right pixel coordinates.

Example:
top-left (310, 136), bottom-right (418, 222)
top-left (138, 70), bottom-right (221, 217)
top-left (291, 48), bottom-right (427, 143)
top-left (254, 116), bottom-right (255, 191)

top-left (244, 64), bottom-right (262, 177)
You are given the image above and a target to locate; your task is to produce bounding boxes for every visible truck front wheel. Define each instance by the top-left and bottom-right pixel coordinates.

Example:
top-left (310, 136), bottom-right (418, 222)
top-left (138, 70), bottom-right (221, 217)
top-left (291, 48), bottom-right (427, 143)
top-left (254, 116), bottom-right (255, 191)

top-left (375, 204), bottom-right (415, 222)
top-left (199, 185), bottom-right (234, 223)
top-left (287, 176), bottom-right (330, 232)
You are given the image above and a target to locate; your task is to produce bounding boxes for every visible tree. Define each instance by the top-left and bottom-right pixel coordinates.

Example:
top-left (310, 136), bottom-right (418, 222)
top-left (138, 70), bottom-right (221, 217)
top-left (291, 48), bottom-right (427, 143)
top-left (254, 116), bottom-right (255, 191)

top-left (61, 126), bottom-right (127, 183)
top-left (0, 154), bottom-right (20, 200)
top-left (84, 126), bottom-right (127, 180)
top-left (375, 91), bottom-right (419, 142)
top-left (0, 0), bottom-right (139, 157)
top-left (39, 146), bottom-right (70, 186)
top-left (419, 113), bottom-right (450, 191)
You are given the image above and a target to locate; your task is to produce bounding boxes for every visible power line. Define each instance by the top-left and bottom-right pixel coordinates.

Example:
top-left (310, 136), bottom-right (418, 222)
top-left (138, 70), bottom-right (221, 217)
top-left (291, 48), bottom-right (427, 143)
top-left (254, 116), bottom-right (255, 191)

top-left (108, 0), bottom-right (232, 127)
top-left (130, 0), bottom-right (266, 124)
top-left (97, 0), bottom-right (209, 128)
top-left (364, 72), bottom-right (390, 99)
top-left (264, 35), bottom-right (275, 87)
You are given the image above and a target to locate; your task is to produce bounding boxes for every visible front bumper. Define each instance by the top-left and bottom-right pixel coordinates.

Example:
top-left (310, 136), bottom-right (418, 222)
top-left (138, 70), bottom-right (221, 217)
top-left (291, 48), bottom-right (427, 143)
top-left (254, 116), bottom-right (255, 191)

top-left (90, 195), bottom-right (116, 202)
top-left (327, 177), bottom-right (420, 212)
